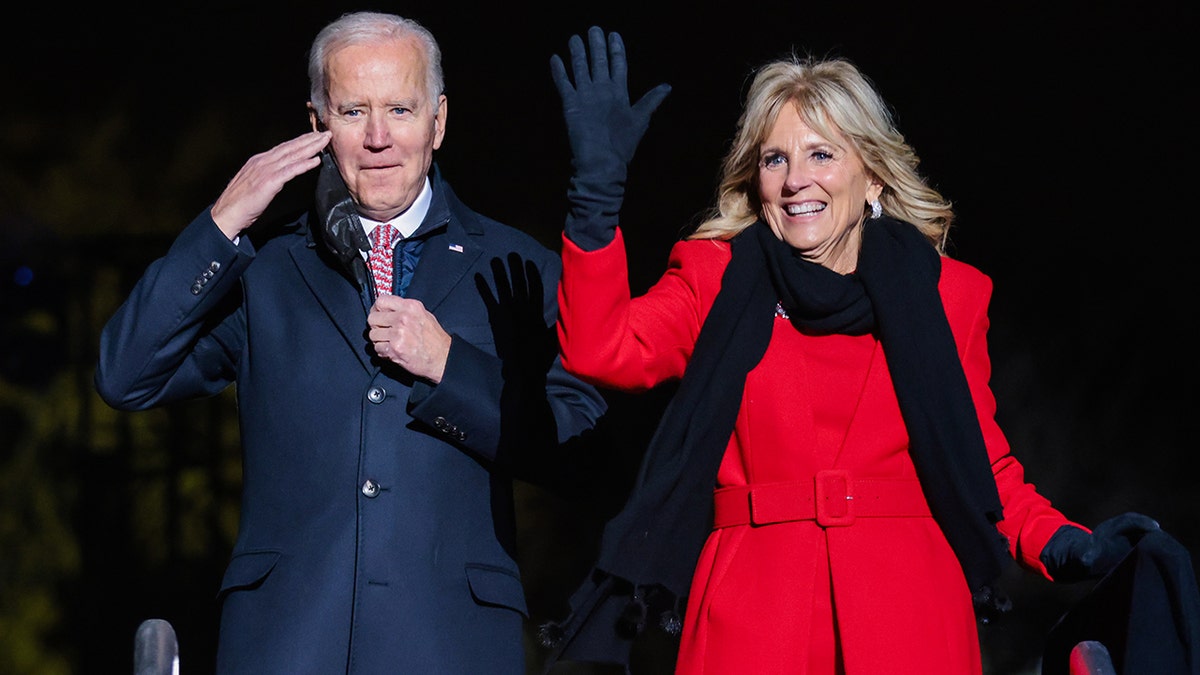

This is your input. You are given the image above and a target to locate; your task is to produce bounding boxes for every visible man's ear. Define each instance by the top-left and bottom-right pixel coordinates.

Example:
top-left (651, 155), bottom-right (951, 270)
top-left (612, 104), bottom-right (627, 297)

top-left (308, 103), bottom-right (325, 132)
top-left (432, 94), bottom-right (447, 150)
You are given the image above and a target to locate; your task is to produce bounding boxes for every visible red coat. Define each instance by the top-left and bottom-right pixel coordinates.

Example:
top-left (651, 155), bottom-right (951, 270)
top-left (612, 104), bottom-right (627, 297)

top-left (557, 229), bottom-right (1078, 674)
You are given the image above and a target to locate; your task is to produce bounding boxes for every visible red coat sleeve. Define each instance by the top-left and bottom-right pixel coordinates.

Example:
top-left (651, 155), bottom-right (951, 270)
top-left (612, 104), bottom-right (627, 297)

top-left (941, 258), bottom-right (1084, 578)
top-left (557, 228), bottom-right (730, 391)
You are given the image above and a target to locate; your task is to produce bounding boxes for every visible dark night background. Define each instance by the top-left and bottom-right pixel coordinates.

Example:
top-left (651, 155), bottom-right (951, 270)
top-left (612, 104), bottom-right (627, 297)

top-left (1, 2), bottom-right (1194, 674)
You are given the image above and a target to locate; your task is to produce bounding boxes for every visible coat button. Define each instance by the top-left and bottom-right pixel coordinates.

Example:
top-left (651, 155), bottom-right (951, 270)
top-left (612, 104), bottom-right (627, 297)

top-left (367, 387), bottom-right (386, 404)
top-left (432, 416), bottom-right (465, 441)
top-left (361, 479), bottom-right (380, 498)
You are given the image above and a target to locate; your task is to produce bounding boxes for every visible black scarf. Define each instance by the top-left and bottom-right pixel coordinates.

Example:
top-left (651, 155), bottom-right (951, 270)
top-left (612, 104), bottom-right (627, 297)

top-left (540, 217), bottom-right (1010, 670)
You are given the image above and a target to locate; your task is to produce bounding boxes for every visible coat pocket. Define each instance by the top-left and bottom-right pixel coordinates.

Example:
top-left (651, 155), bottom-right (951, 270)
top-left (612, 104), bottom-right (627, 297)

top-left (217, 549), bottom-right (281, 600)
top-left (464, 563), bottom-right (528, 617)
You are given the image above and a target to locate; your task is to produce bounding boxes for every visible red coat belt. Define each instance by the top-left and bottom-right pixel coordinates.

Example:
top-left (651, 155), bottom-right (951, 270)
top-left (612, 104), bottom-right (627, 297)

top-left (712, 470), bottom-right (933, 528)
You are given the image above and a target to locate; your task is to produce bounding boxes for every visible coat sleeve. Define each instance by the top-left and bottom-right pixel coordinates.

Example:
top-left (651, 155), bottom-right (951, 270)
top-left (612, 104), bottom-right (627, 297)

top-left (945, 260), bottom-right (1084, 579)
top-left (556, 227), bottom-right (730, 392)
top-left (94, 208), bottom-right (253, 411)
top-left (407, 234), bottom-right (608, 475)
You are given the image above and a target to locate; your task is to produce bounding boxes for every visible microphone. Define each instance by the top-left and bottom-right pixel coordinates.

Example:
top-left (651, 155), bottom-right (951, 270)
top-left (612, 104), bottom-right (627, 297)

top-left (1068, 640), bottom-right (1116, 675)
top-left (133, 618), bottom-right (179, 675)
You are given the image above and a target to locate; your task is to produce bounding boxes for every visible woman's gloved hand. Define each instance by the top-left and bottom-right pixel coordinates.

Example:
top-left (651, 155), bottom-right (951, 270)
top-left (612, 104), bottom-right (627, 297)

top-left (550, 26), bottom-right (671, 251)
top-left (1041, 512), bottom-right (1161, 583)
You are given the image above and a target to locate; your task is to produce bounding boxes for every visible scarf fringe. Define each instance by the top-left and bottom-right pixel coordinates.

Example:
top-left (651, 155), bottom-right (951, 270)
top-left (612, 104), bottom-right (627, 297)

top-left (535, 619), bottom-right (566, 649)
top-left (536, 581), bottom-right (684, 652)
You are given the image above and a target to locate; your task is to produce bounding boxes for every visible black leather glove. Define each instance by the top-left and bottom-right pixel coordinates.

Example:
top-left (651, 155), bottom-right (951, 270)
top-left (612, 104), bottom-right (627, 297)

top-left (314, 150), bottom-right (374, 299)
top-left (550, 26), bottom-right (671, 251)
top-left (1040, 512), bottom-right (1160, 583)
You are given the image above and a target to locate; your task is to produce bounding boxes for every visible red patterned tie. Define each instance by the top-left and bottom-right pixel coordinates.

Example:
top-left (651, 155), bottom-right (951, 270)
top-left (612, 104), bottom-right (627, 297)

top-left (368, 224), bottom-right (398, 297)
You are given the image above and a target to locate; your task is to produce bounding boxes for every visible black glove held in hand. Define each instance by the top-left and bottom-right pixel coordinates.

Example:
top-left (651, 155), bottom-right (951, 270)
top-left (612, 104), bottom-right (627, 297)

top-left (550, 26), bottom-right (671, 250)
top-left (1040, 512), bottom-right (1160, 583)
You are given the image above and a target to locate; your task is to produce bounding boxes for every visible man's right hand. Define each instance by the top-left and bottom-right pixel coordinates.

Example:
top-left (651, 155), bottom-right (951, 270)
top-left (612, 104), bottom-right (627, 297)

top-left (368, 295), bottom-right (453, 384)
top-left (210, 130), bottom-right (331, 240)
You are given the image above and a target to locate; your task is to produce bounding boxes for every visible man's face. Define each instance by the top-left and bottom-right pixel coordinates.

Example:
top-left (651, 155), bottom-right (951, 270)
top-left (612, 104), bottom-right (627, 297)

top-left (314, 37), bottom-right (446, 222)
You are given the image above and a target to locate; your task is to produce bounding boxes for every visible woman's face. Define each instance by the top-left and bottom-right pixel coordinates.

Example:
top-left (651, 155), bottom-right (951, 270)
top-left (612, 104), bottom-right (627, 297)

top-left (757, 104), bottom-right (881, 273)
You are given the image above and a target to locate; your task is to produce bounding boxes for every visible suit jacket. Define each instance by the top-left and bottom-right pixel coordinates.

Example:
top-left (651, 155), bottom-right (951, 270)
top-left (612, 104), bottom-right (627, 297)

top-left (95, 165), bottom-right (607, 674)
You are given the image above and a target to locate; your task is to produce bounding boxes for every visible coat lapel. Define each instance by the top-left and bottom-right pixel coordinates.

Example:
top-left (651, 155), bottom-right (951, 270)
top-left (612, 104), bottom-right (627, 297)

top-left (405, 219), bottom-right (483, 313)
top-left (831, 338), bottom-right (900, 465)
top-left (289, 237), bottom-right (375, 373)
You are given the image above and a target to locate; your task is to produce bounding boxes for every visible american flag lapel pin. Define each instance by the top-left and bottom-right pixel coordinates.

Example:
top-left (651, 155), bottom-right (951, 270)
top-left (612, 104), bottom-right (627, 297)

top-left (448, 243), bottom-right (464, 253)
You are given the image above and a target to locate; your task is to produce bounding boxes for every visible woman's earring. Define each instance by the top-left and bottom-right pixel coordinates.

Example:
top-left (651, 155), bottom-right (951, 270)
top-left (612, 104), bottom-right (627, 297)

top-left (870, 200), bottom-right (882, 219)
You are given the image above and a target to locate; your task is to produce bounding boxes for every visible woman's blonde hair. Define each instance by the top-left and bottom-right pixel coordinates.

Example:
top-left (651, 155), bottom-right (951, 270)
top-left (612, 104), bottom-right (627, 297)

top-left (690, 56), bottom-right (954, 253)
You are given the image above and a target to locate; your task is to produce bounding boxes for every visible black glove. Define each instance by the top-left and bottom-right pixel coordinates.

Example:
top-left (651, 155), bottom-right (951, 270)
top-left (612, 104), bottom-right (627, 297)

top-left (1040, 512), bottom-right (1160, 583)
top-left (550, 26), bottom-right (671, 251)
top-left (314, 149), bottom-right (373, 298)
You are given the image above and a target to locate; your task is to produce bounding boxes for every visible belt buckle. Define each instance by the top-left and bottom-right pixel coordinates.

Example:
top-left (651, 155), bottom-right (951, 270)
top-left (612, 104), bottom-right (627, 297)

top-left (815, 469), bottom-right (854, 527)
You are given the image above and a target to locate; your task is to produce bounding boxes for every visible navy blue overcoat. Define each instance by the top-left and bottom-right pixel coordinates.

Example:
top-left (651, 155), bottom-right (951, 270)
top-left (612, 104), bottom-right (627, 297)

top-left (96, 165), bottom-right (607, 674)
